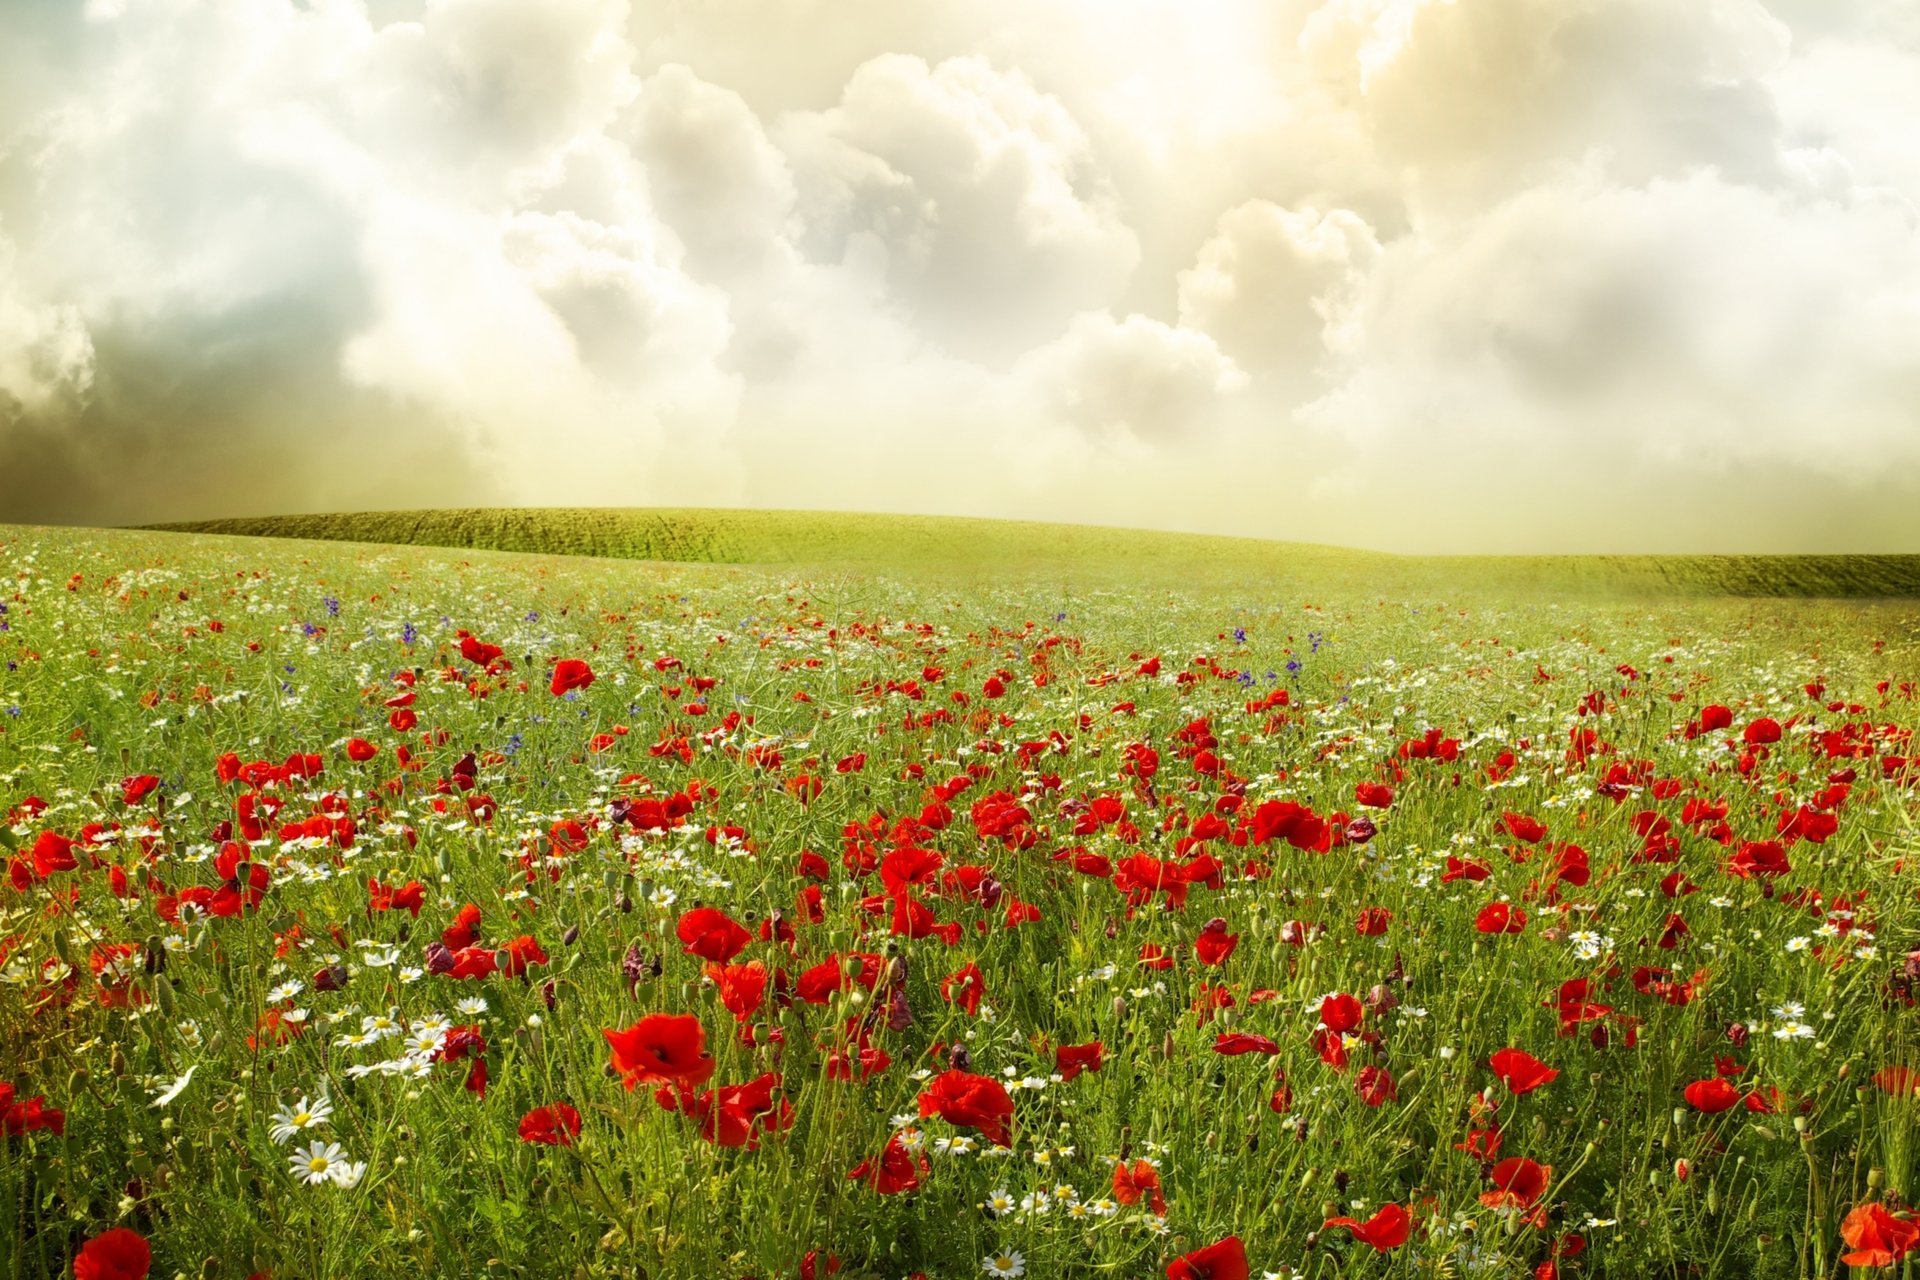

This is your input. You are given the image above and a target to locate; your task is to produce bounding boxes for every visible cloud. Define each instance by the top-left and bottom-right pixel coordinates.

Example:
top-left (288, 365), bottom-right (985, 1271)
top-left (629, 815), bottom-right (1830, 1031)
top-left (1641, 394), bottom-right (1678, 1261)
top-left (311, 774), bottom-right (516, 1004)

top-left (0, 0), bottom-right (1916, 550)
top-left (0, 236), bottom-right (93, 423)
top-left (778, 54), bottom-right (1140, 362)
top-left (1016, 311), bottom-right (1246, 442)
top-left (1300, 0), bottom-right (1791, 200)
top-left (1177, 201), bottom-right (1380, 397)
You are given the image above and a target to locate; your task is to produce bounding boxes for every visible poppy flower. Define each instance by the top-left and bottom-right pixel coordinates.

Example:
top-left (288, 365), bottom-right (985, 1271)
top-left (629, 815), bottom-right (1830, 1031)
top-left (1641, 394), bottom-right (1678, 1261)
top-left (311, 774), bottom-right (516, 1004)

top-left (704, 961), bottom-right (768, 1023)
top-left (1743, 717), bottom-right (1782, 745)
top-left (1480, 1157), bottom-right (1551, 1212)
top-left (916, 1070), bottom-right (1015, 1146)
top-left (849, 1134), bottom-right (928, 1195)
top-left (671, 1072), bottom-right (793, 1148)
top-left (1683, 1077), bottom-right (1741, 1113)
top-left (1113, 1158), bottom-right (1168, 1215)
top-left (604, 1013), bottom-right (716, 1091)
top-left (73, 1226), bottom-right (151, 1280)
top-left (518, 1103), bottom-right (581, 1146)
top-left (1320, 993), bottom-right (1363, 1034)
top-left (120, 775), bottom-right (161, 806)
top-left (1355, 1065), bottom-right (1397, 1106)
top-left (1502, 812), bottom-right (1548, 844)
top-left (344, 737), bottom-right (379, 762)
top-left (1354, 782), bottom-right (1394, 809)
top-left (1324, 1202), bottom-right (1411, 1252)
top-left (550, 659), bottom-right (595, 696)
top-left (676, 907), bottom-right (751, 963)
top-left (1475, 902), bottom-right (1527, 934)
top-left (1166, 1235), bottom-right (1248, 1280)
top-left (1841, 1202), bottom-right (1920, 1267)
top-left (1213, 1032), bottom-right (1280, 1056)
top-left (1489, 1048), bottom-right (1559, 1095)
top-left (1194, 918), bottom-right (1239, 965)
top-left (1056, 1041), bottom-right (1104, 1081)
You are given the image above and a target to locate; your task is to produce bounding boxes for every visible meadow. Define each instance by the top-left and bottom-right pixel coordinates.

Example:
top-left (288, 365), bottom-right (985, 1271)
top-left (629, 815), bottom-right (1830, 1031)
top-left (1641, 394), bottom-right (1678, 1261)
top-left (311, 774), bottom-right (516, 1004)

top-left (4, 516), bottom-right (1920, 1280)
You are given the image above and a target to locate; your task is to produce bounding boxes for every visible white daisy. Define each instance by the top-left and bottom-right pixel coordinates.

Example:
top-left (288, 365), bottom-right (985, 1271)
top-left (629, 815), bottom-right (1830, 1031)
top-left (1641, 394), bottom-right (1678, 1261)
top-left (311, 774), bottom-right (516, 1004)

top-left (289, 1140), bottom-right (350, 1185)
top-left (149, 1066), bottom-right (196, 1108)
top-left (981, 1251), bottom-right (1025, 1278)
top-left (271, 1093), bottom-right (334, 1144)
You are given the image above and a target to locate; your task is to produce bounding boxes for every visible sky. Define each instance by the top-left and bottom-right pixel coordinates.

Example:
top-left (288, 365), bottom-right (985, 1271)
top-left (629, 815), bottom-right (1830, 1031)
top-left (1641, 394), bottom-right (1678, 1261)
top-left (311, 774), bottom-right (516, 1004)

top-left (2, 0), bottom-right (1919, 553)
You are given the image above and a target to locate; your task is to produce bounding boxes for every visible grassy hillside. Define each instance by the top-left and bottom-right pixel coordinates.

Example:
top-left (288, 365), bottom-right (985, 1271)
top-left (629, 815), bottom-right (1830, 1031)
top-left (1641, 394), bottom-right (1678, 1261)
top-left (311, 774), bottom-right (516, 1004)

top-left (147, 506), bottom-right (1920, 597)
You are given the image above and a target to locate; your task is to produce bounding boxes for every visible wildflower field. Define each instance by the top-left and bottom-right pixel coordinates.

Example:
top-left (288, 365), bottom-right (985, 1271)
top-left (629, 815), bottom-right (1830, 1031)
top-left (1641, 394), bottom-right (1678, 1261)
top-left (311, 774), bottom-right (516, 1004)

top-left (4, 520), bottom-right (1920, 1280)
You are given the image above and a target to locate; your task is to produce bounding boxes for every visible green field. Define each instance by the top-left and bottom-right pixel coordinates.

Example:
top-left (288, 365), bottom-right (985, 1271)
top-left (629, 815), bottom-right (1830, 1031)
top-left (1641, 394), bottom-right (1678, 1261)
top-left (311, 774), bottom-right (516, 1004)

top-left (4, 517), bottom-right (1920, 1279)
top-left (149, 507), bottom-right (1920, 599)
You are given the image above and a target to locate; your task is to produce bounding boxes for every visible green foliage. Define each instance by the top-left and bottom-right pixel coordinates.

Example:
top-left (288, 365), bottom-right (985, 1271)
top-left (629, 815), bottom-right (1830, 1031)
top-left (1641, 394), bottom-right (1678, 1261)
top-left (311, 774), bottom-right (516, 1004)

top-left (0, 521), bottom-right (1917, 1280)
top-left (146, 507), bottom-right (1920, 599)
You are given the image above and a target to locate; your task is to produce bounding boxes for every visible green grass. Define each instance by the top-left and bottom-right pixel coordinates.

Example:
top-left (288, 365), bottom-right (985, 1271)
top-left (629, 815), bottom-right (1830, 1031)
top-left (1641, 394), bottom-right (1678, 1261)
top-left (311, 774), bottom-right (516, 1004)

top-left (3, 520), bottom-right (1919, 1280)
top-left (146, 507), bottom-right (1920, 598)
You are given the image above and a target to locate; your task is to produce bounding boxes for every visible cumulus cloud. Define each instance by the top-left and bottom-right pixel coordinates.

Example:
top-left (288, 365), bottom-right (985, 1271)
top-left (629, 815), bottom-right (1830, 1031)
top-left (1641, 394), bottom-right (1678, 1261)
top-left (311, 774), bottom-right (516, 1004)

top-left (1017, 311), bottom-right (1246, 442)
top-left (778, 54), bottom-right (1140, 362)
top-left (0, 0), bottom-right (1916, 550)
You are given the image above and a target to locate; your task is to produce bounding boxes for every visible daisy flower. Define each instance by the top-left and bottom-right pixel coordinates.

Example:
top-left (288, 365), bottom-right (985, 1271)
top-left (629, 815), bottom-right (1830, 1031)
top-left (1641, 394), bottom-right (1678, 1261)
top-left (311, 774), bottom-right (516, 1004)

top-left (982, 1251), bottom-right (1025, 1278)
top-left (271, 1093), bottom-right (334, 1144)
top-left (289, 1140), bottom-right (350, 1186)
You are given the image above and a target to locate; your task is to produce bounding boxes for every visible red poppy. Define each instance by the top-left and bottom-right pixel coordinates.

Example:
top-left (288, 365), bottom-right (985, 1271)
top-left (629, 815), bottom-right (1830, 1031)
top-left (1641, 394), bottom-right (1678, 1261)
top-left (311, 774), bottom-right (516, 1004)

top-left (1194, 918), bottom-right (1239, 965)
top-left (518, 1103), bottom-right (582, 1146)
top-left (1113, 1158), bottom-right (1168, 1215)
top-left (1320, 993), bottom-right (1363, 1034)
top-left (1683, 1078), bottom-right (1741, 1113)
top-left (848, 1134), bottom-right (928, 1194)
top-left (704, 961), bottom-right (768, 1023)
top-left (1502, 812), bottom-right (1548, 844)
top-left (1841, 1202), bottom-right (1920, 1268)
top-left (344, 737), bottom-right (379, 762)
top-left (676, 907), bottom-right (751, 963)
top-left (1324, 1202), bottom-right (1411, 1252)
top-left (1480, 1157), bottom-right (1552, 1212)
top-left (670, 1072), bottom-right (793, 1148)
top-left (120, 775), bottom-right (161, 806)
top-left (1056, 1041), bottom-right (1104, 1081)
top-left (1166, 1235), bottom-right (1248, 1280)
top-left (1354, 782), bottom-right (1394, 809)
top-left (1475, 902), bottom-right (1527, 934)
top-left (1355, 1065), bottom-right (1397, 1106)
top-left (941, 962), bottom-right (988, 1015)
top-left (550, 659), bottom-right (595, 696)
top-left (603, 1014), bottom-right (715, 1091)
top-left (73, 1227), bottom-right (151, 1280)
top-left (1489, 1048), bottom-right (1559, 1095)
top-left (1743, 717), bottom-right (1782, 745)
top-left (1213, 1033), bottom-right (1280, 1056)
top-left (916, 1070), bottom-right (1015, 1146)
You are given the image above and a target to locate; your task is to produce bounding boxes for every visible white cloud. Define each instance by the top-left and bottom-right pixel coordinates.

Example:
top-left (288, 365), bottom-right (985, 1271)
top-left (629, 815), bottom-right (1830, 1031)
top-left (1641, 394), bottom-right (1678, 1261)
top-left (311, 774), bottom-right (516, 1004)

top-left (0, 0), bottom-right (1917, 548)
top-left (1017, 311), bottom-right (1247, 442)
top-left (1177, 201), bottom-right (1380, 395)
top-left (778, 54), bottom-right (1140, 362)
top-left (0, 236), bottom-right (93, 421)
